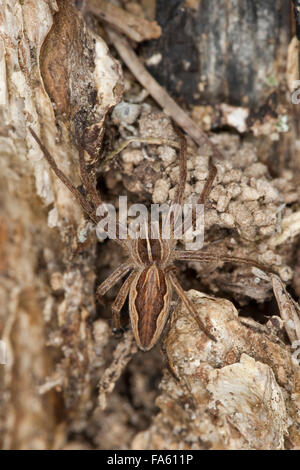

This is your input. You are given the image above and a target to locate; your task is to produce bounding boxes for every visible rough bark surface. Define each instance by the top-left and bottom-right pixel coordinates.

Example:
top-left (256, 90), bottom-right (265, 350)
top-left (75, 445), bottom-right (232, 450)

top-left (142, 0), bottom-right (289, 106)
top-left (0, 0), bottom-right (299, 450)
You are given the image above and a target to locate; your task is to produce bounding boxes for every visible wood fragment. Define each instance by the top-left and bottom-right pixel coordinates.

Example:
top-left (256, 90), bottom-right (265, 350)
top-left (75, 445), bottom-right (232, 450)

top-left (269, 211), bottom-right (300, 248)
top-left (98, 330), bottom-right (138, 410)
top-left (87, 0), bottom-right (161, 42)
top-left (286, 36), bottom-right (299, 92)
top-left (292, 0), bottom-right (300, 40)
top-left (106, 28), bottom-right (225, 161)
top-left (271, 273), bottom-right (300, 343)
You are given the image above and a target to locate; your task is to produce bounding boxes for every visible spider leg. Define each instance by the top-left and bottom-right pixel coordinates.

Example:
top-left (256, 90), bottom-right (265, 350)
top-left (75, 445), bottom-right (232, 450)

top-left (97, 262), bottom-right (133, 298)
top-left (197, 163), bottom-right (217, 205)
top-left (29, 127), bottom-right (98, 223)
top-left (174, 132), bottom-right (188, 206)
top-left (164, 132), bottom-right (187, 243)
top-left (30, 127), bottom-right (127, 246)
top-left (187, 161), bottom-right (217, 235)
top-left (168, 271), bottom-right (216, 341)
top-left (78, 146), bottom-right (102, 209)
top-left (174, 250), bottom-right (271, 273)
top-left (111, 270), bottom-right (137, 330)
top-left (168, 133), bottom-right (217, 241)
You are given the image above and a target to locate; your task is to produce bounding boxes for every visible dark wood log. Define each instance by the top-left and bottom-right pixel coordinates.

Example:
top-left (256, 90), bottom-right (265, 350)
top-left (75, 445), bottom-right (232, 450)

top-left (141, 0), bottom-right (290, 107)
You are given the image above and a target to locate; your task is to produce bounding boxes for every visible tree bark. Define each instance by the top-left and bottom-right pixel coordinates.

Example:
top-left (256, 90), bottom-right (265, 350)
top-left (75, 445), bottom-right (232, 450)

top-left (0, 0), bottom-right (299, 450)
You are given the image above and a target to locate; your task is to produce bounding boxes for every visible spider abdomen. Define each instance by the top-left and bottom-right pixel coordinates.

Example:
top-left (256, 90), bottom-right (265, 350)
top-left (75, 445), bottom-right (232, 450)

top-left (129, 265), bottom-right (171, 350)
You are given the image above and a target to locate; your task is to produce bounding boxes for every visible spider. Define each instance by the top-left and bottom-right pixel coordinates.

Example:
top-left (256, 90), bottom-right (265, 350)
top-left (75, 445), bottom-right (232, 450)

top-left (29, 127), bottom-right (270, 351)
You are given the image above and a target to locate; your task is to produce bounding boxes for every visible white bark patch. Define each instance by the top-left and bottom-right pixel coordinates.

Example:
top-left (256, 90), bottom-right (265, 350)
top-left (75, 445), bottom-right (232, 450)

top-left (0, 38), bottom-right (8, 106)
top-left (220, 104), bottom-right (249, 133)
top-left (207, 354), bottom-right (288, 450)
top-left (94, 37), bottom-right (123, 111)
top-left (269, 211), bottom-right (300, 248)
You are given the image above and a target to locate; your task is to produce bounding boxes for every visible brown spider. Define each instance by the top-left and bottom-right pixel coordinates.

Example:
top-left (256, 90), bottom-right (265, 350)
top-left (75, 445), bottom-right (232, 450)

top-left (29, 127), bottom-right (270, 351)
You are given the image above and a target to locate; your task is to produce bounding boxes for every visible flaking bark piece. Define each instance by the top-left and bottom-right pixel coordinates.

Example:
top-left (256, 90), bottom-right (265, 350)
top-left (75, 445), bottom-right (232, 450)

top-left (85, 0), bottom-right (161, 42)
top-left (271, 273), bottom-right (300, 344)
top-left (98, 330), bottom-right (138, 410)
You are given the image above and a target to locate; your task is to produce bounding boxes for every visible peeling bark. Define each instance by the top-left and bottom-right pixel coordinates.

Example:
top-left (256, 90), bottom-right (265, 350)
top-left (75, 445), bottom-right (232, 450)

top-left (0, 0), bottom-right (122, 449)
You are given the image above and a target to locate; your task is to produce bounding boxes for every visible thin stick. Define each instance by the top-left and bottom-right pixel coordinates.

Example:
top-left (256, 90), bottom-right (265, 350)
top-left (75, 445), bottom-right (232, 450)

top-left (106, 28), bottom-right (225, 162)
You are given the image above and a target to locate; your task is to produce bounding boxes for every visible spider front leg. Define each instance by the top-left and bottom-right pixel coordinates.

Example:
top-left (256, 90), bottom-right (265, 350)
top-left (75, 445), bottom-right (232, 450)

top-left (197, 162), bottom-right (217, 205)
top-left (168, 136), bottom-right (217, 241)
top-left (174, 250), bottom-right (271, 273)
top-left (168, 271), bottom-right (216, 341)
top-left (111, 270), bottom-right (137, 331)
top-left (173, 132), bottom-right (188, 206)
top-left (29, 127), bottom-right (98, 223)
top-left (30, 127), bottom-right (128, 247)
top-left (172, 131), bottom-right (217, 207)
top-left (97, 263), bottom-right (134, 333)
top-left (97, 262), bottom-right (133, 298)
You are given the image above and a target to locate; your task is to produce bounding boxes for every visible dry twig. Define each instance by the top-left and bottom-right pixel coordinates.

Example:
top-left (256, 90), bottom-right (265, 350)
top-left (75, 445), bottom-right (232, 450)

top-left (86, 0), bottom-right (161, 42)
top-left (106, 28), bottom-right (225, 161)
